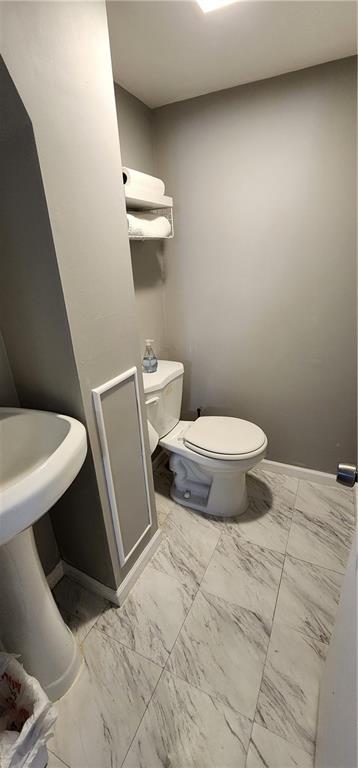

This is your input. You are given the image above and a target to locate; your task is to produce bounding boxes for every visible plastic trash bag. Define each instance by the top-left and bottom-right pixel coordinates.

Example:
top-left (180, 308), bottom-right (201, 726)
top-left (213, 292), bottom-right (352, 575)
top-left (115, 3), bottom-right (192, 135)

top-left (0, 654), bottom-right (56, 768)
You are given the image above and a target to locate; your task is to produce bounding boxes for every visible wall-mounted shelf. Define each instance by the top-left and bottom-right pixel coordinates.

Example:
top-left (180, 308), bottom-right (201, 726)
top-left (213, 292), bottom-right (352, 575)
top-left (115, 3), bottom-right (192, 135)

top-left (125, 191), bottom-right (173, 211)
top-left (128, 207), bottom-right (174, 241)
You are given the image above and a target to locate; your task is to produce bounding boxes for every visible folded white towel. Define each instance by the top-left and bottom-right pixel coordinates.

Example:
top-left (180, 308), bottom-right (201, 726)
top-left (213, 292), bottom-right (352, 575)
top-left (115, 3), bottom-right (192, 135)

top-left (122, 167), bottom-right (165, 197)
top-left (127, 212), bottom-right (171, 239)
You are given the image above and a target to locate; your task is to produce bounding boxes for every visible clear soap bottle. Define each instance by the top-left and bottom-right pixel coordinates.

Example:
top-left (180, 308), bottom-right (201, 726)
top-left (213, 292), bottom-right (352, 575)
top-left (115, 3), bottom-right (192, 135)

top-left (143, 339), bottom-right (158, 373)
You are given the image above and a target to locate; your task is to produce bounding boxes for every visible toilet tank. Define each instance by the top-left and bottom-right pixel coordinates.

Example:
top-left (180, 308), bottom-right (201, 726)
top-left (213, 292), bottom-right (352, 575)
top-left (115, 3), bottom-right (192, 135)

top-left (143, 360), bottom-right (184, 439)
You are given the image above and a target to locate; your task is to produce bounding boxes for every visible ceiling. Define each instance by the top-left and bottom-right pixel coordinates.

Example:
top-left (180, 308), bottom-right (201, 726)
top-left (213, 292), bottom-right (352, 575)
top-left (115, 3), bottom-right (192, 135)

top-left (107, 0), bottom-right (357, 108)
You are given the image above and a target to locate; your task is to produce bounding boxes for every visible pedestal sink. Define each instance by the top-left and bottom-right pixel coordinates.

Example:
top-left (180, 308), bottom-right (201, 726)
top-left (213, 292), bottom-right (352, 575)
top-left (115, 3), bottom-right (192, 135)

top-left (0, 407), bottom-right (87, 701)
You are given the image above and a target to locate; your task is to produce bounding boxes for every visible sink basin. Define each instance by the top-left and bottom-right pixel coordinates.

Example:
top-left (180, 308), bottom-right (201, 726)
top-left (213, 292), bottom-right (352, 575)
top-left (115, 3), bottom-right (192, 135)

top-left (0, 407), bottom-right (87, 545)
top-left (0, 407), bottom-right (87, 701)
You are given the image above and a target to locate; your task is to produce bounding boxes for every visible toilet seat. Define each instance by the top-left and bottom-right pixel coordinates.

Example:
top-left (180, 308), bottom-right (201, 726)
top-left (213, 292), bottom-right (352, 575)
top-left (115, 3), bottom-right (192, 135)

top-left (184, 416), bottom-right (267, 461)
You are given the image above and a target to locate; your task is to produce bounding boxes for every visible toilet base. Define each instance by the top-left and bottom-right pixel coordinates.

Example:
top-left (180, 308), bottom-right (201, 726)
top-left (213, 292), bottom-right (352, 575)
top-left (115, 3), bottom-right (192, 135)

top-left (169, 452), bottom-right (249, 518)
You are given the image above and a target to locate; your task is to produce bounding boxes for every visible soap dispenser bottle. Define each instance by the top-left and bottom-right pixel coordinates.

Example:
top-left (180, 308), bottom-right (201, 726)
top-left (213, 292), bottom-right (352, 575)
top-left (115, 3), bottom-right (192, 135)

top-left (143, 339), bottom-right (158, 373)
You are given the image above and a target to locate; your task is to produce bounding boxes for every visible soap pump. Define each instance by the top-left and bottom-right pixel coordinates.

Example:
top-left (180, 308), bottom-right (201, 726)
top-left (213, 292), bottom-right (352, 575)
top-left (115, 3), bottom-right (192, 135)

top-left (142, 339), bottom-right (158, 373)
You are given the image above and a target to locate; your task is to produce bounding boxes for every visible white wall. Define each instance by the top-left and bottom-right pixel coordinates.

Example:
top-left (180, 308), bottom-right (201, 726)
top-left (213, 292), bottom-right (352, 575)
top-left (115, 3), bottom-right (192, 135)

top-left (154, 58), bottom-right (357, 473)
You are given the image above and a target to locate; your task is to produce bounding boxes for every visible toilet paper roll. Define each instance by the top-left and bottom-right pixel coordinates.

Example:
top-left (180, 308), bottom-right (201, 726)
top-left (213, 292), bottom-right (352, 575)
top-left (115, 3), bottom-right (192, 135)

top-left (122, 167), bottom-right (165, 197)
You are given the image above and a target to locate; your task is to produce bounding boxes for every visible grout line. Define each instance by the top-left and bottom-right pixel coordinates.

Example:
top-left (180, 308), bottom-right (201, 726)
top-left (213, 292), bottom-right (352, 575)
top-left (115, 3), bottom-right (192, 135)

top-left (246, 722), bottom-right (315, 761)
top-left (163, 665), bottom-right (253, 724)
top-left (286, 478), bottom-right (352, 574)
top-left (242, 481), bottom-right (301, 766)
top-left (162, 662), bottom-right (313, 764)
top-left (243, 581), bottom-right (285, 765)
top-left (243, 476), bottom-right (331, 765)
top-left (89, 623), bottom-right (164, 671)
top-left (117, 481), bottom-right (220, 767)
top-left (81, 623), bottom-right (167, 768)
top-left (284, 551), bottom-right (347, 577)
top-left (162, 574), bottom-right (208, 671)
top-left (149, 530), bottom-right (202, 599)
top-left (55, 598), bottom-right (109, 645)
top-left (270, 619), bottom-right (333, 648)
top-left (77, 621), bottom-right (99, 646)
top-left (220, 525), bottom-right (288, 560)
top-left (119, 665), bottom-right (166, 768)
top-left (161, 506), bottom-right (225, 674)
top-left (48, 748), bottom-right (72, 768)
top-left (152, 491), bottom-right (222, 600)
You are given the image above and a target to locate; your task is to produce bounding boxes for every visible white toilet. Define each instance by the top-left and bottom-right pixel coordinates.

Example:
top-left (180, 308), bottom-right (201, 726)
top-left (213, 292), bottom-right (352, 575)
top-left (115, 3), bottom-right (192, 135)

top-left (144, 360), bottom-right (267, 518)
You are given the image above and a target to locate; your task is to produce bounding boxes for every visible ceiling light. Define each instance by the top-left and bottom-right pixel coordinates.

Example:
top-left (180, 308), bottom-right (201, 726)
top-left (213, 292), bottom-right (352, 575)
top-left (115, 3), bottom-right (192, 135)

top-left (196, 0), bottom-right (240, 13)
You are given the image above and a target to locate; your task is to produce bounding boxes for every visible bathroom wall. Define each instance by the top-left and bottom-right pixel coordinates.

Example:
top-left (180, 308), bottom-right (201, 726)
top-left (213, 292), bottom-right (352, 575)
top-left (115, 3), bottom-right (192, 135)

top-left (0, 53), bottom-right (113, 583)
top-left (114, 84), bottom-right (167, 358)
top-left (154, 57), bottom-right (357, 473)
top-left (1, 1), bottom-right (158, 590)
top-left (114, 83), bottom-right (155, 174)
top-left (0, 333), bottom-right (18, 407)
top-left (0, 331), bottom-right (60, 573)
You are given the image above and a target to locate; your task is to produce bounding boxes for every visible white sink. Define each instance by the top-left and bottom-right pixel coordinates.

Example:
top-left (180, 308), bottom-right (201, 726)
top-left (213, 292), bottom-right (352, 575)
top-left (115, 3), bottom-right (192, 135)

top-left (0, 407), bottom-right (87, 701)
top-left (0, 407), bottom-right (87, 545)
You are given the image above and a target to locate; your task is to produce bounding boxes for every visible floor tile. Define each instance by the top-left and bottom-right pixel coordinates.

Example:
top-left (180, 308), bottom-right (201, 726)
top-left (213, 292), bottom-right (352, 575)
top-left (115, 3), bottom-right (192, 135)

top-left (229, 505), bottom-right (292, 555)
top-left (151, 508), bottom-right (220, 598)
top-left (274, 555), bottom-right (343, 643)
top-left (250, 467), bottom-right (299, 503)
top-left (223, 468), bottom-right (298, 554)
top-left (57, 607), bottom-right (93, 646)
top-left (96, 564), bottom-right (192, 666)
top-left (201, 534), bottom-right (284, 624)
top-left (49, 469), bottom-right (342, 768)
top-left (256, 623), bottom-right (326, 755)
top-left (53, 577), bottom-right (108, 641)
top-left (154, 463), bottom-right (232, 533)
top-left (167, 589), bottom-right (270, 719)
top-left (47, 751), bottom-right (70, 768)
top-left (155, 487), bottom-right (176, 520)
top-left (123, 671), bottom-right (252, 768)
top-left (156, 505), bottom-right (169, 529)
top-left (248, 467), bottom-right (299, 524)
top-left (154, 464), bottom-right (297, 555)
top-left (167, 500), bottom-right (221, 557)
top-left (287, 481), bottom-right (355, 572)
top-left (246, 723), bottom-right (313, 768)
top-left (49, 628), bottom-right (161, 768)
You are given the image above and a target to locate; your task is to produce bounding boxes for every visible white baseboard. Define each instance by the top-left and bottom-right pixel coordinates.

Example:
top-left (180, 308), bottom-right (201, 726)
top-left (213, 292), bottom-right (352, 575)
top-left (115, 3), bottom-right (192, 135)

top-left (46, 560), bottom-right (64, 589)
top-left (48, 529), bottom-right (162, 607)
top-left (61, 561), bottom-right (121, 605)
top-left (115, 529), bottom-right (162, 604)
top-left (260, 459), bottom-right (336, 486)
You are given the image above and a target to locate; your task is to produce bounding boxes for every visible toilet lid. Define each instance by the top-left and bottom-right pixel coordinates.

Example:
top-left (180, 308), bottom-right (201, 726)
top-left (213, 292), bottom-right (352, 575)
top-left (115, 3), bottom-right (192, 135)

top-left (184, 416), bottom-right (267, 460)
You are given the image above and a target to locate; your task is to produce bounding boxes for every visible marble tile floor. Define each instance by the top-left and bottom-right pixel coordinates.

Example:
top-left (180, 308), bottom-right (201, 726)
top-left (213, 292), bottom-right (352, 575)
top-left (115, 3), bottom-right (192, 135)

top-left (48, 463), bottom-right (355, 768)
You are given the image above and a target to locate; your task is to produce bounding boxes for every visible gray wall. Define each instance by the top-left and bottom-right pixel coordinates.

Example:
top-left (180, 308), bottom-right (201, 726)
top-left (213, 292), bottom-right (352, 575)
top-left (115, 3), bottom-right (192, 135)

top-left (114, 83), bottom-right (155, 175)
top-left (154, 58), bottom-right (357, 473)
top-left (0, 53), bottom-right (112, 582)
top-left (0, 330), bottom-right (60, 574)
top-left (1, 1), bottom-right (157, 589)
top-left (114, 83), bottom-right (167, 358)
top-left (0, 333), bottom-right (18, 407)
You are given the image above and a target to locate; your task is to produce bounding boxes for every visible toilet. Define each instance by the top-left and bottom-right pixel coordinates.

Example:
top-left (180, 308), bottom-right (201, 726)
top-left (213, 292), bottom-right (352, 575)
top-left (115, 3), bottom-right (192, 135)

top-left (143, 360), bottom-right (267, 518)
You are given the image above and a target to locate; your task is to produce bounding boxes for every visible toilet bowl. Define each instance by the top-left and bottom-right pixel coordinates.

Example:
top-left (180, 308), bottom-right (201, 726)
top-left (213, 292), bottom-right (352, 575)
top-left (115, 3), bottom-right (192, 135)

top-left (143, 361), bottom-right (267, 518)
